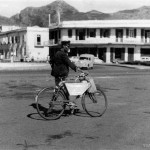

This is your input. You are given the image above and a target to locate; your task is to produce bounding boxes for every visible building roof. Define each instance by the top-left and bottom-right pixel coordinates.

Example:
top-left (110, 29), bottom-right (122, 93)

top-left (0, 26), bottom-right (49, 36)
top-left (49, 20), bottom-right (150, 29)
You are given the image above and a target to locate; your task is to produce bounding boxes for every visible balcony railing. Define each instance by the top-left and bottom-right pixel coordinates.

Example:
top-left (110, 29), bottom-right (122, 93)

top-left (43, 37), bottom-right (150, 46)
top-left (44, 39), bottom-right (61, 46)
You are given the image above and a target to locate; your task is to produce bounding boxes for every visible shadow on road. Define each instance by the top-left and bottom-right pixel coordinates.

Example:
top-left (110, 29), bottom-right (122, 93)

top-left (28, 103), bottom-right (91, 120)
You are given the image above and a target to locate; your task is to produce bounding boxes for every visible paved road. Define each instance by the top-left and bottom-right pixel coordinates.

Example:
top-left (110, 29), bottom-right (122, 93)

top-left (1, 65), bottom-right (150, 150)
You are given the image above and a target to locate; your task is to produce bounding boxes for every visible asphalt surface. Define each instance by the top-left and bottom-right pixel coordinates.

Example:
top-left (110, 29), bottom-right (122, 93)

top-left (1, 64), bottom-right (150, 150)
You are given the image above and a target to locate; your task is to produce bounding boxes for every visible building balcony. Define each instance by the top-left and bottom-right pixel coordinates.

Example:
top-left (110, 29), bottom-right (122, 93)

top-left (43, 39), bottom-right (61, 46)
top-left (44, 37), bottom-right (150, 46)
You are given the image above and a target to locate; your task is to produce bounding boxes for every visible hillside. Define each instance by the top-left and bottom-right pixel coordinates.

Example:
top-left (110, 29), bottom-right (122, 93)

top-left (0, 15), bottom-right (15, 25)
top-left (10, 0), bottom-right (80, 27)
top-left (109, 6), bottom-right (150, 19)
top-left (1, 1), bottom-right (150, 27)
top-left (10, 0), bottom-right (111, 26)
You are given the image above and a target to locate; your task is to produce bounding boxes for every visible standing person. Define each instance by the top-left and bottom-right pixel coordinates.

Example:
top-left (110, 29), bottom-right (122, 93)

top-left (49, 40), bottom-right (77, 86)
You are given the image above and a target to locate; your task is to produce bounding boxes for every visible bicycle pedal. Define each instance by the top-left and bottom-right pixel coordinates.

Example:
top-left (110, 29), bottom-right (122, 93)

top-left (70, 108), bottom-right (80, 115)
top-left (71, 109), bottom-right (74, 114)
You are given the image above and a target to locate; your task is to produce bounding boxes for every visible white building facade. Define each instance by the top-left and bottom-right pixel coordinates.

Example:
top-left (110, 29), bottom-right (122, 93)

top-left (0, 25), bottom-right (21, 32)
top-left (45, 20), bottom-right (150, 63)
top-left (0, 26), bottom-right (49, 62)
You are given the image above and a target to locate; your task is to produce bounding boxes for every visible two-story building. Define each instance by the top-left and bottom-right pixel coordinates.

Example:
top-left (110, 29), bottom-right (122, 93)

top-left (0, 26), bottom-right (49, 62)
top-left (45, 20), bottom-right (150, 63)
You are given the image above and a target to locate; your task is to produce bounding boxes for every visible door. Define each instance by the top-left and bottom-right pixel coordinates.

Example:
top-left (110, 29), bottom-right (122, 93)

top-left (128, 48), bottom-right (134, 61)
top-left (110, 48), bottom-right (115, 62)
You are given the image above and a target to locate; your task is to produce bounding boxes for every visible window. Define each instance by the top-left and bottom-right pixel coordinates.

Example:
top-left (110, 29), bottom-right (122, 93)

top-left (15, 36), bottom-right (18, 43)
top-left (129, 29), bottom-right (134, 37)
top-left (76, 29), bottom-right (85, 40)
top-left (116, 29), bottom-right (123, 38)
top-left (37, 34), bottom-right (41, 45)
top-left (87, 29), bottom-right (96, 37)
top-left (22, 35), bottom-right (24, 42)
top-left (12, 37), bottom-right (14, 43)
top-left (100, 29), bottom-right (110, 38)
top-left (68, 29), bottom-right (72, 38)
top-left (17, 36), bottom-right (20, 43)
top-left (126, 28), bottom-right (136, 38)
top-left (59, 30), bottom-right (61, 39)
top-left (145, 30), bottom-right (150, 39)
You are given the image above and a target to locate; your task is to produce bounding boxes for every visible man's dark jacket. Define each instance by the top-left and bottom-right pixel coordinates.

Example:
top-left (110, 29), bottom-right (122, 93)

top-left (50, 50), bottom-right (76, 77)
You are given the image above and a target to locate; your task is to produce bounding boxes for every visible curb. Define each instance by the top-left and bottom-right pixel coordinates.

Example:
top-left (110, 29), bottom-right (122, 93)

top-left (0, 62), bottom-right (51, 71)
top-left (99, 63), bottom-right (150, 69)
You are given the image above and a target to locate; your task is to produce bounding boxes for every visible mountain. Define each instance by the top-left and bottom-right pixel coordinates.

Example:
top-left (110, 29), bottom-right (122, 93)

top-left (10, 0), bottom-right (112, 27)
top-left (109, 6), bottom-right (150, 19)
top-left (1, 1), bottom-right (150, 27)
top-left (10, 0), bottom-right (80, 27)
top-left (85, 10), bottom-right (110, 20)
top-left (0, 15), bottom-right (15, 25)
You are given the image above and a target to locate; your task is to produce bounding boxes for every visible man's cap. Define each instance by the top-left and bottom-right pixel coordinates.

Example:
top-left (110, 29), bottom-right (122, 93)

top-left (61, 41), bottom-right (70, 46)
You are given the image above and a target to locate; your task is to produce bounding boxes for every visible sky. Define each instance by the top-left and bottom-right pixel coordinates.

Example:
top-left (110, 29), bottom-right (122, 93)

top-left (1, 0), bottom-right (150, 18)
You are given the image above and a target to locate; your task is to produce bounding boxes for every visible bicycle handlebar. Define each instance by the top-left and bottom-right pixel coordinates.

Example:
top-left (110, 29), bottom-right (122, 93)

top-left (74, 69), bottom-right (89, 82)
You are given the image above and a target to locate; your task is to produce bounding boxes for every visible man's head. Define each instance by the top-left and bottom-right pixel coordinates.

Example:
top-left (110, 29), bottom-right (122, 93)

top-left (61, 41), bottom-right (70, 53)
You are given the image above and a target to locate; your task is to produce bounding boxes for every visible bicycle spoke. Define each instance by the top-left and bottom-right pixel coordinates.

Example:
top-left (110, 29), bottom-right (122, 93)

top-left (35, 88), bottom-right (65, 120)
top-left (82, 90), bottom-right (107, 117)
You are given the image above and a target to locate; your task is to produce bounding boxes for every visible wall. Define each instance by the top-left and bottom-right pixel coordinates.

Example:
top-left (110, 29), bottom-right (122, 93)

top-left (27, 27), bottom-right (49, 61)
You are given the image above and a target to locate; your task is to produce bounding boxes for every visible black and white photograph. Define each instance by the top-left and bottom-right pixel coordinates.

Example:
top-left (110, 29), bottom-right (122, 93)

top-left (1, 0), bottom-right (150, 149)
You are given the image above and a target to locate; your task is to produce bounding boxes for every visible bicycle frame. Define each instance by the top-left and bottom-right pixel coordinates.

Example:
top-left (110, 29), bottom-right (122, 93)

top-left (55, 72), bottom-right (92, 100)
top-left (35, 71), bottom-right (107, 119)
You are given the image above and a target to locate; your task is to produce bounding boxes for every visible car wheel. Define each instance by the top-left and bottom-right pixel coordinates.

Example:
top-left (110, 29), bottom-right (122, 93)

top-left (86, 64), bottom-right (89, 70)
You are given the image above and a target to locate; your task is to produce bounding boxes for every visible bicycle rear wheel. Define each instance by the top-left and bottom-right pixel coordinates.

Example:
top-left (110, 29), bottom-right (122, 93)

top-left (82, 89), bottom-right (107, 117)
top-left (35, 87), bottom-right (66, 120)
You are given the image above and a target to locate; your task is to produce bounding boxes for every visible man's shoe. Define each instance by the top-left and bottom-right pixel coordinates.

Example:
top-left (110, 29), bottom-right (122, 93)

top-left (68, 102), bottom-right (77, 109)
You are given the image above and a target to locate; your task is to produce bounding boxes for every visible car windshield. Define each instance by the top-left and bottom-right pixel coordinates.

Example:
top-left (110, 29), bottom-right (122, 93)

top-left (80, 57), bottom-right (88, 60)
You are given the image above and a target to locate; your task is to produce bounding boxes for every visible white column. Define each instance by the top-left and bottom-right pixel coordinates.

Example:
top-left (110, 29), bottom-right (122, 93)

top-left (110, 29), bottom-right (116, 42)
top-left (124, 47), bottom-right (128, 62)
top-left (136, 29), bottom-right (141, 43)
top-left (134, 46), bottom-right (141, 61)
top-left (106, 47), bottom-right (111, 63)
top-left (72, 29), bottom-right (76, 41)
top-left (96, 29), bottom-right (100, 38)
top-left (123, 28), bottom-right (126, 40)
top-left (96, 47), bottom-right (98, 57)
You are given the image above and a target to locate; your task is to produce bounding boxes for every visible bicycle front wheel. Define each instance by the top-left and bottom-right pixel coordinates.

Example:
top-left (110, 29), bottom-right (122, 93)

top-left (82, 89), bottom-right (107, 117)
top-left (35, 87), bottom-right (66, 120)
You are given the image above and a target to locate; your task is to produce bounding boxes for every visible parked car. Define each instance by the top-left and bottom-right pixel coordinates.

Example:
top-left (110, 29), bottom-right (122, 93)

top-left (94, 57), bottom-right (104, 64)
top-left (69, 56), bottom-right (79, 64)
top-left (112, 58), bottom-right (125, 64)
top-left (76, 54), bottom-right (94, 69)
top-left (24, 56), bottom-right (34, 62)
top-left (140, 56), bottom-right (150, 62)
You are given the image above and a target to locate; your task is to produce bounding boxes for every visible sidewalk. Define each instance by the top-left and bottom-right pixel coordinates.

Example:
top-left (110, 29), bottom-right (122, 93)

top-left (0, 62), bottom-right (51, 71)
top-left (0, 62), bottom-right (150, 71)
top-left (99, 63), bottom-right (150, 70)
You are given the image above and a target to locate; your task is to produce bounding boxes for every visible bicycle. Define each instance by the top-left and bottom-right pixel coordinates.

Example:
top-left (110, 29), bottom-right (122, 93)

top-left (35, 71), bottom-right (108, 120)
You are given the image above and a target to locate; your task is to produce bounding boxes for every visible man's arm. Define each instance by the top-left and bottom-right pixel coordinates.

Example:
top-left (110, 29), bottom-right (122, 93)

top-left (62, 53), bottom-right (77, 72)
